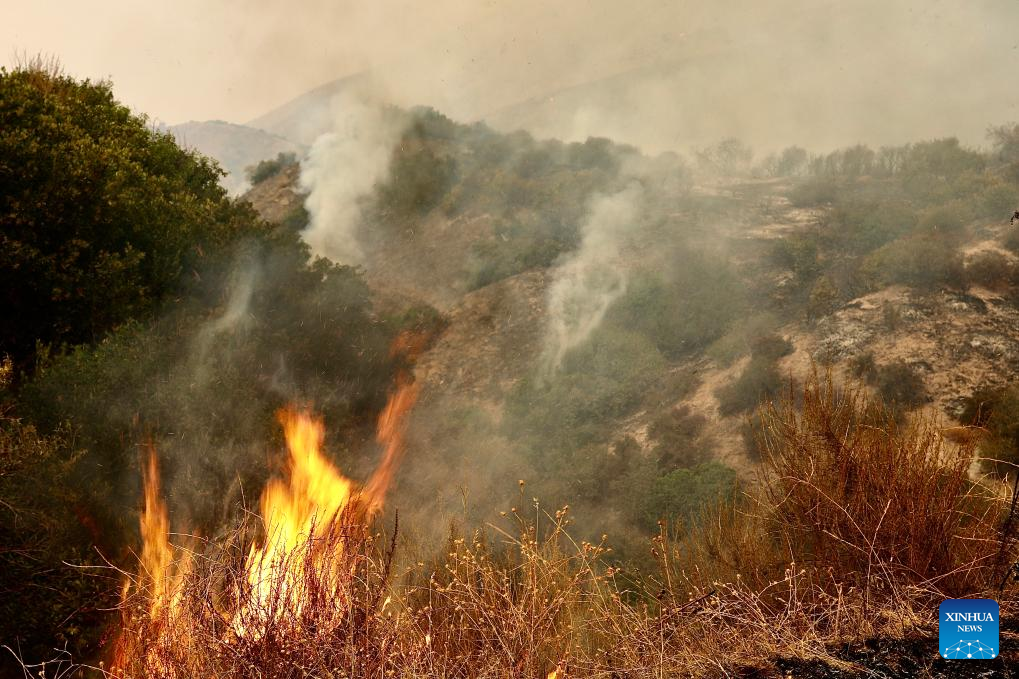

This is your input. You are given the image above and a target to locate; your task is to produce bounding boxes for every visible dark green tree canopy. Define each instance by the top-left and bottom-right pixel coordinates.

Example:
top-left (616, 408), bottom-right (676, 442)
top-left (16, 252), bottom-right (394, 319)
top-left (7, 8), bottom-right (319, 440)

top-left (0, 66), bottom-right (269, 370)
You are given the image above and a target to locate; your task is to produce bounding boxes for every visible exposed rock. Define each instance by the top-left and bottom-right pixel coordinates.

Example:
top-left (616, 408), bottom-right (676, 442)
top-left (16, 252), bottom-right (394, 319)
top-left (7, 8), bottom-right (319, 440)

top-left (813, 317), bottom-right (875, 363)
top-left (242, 163), bottom-right (304, 224)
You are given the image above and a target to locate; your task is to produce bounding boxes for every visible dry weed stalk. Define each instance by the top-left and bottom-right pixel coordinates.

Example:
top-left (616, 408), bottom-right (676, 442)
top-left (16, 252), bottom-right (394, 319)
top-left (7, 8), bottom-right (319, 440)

top-left (108, 374), bottom-right (1017, 677)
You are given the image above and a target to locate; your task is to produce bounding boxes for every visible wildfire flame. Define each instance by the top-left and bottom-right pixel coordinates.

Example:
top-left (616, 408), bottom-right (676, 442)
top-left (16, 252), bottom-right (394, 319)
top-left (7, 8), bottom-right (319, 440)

top-left (138, 445), bottom-right (191, 623)
top-left (239, 407), bottom-right (357, 626)
top-left (139, 445), bottom-right (172, 621)
top-left (123, 330), bottom-right (424, 655)
top-left (363, 372), bottom-right (420, 511)
top-left (237, 365), bottom-right (418, 635)
top-left (112, 446), bottom-right (191, 675)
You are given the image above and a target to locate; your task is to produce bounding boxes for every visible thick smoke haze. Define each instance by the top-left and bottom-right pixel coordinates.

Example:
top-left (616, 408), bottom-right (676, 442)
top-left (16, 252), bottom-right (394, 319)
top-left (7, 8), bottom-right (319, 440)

top-left (6, 1), bottom-right (1019, 153)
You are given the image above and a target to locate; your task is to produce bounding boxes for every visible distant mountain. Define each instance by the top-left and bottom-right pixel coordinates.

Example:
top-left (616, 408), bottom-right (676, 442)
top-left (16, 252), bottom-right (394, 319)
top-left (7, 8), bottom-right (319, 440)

top-left (246, 73), bottom-right (369, 146)
top-left (480, 58), bottom-right (698, 150)
top-left (168, 120), bottom-right (303, 194)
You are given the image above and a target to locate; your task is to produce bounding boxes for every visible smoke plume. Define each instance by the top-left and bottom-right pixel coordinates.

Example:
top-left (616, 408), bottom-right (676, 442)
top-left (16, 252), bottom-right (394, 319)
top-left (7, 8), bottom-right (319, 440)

top-left (540, 182), bottom-right (643, 377)
top-left (298, 89), bottom-right (406, 264)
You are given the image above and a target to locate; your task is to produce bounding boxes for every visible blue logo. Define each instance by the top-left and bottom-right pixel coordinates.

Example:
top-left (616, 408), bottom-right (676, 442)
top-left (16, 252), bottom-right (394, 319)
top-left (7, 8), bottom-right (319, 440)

top-left (939, 599), bottom-right (999, 659)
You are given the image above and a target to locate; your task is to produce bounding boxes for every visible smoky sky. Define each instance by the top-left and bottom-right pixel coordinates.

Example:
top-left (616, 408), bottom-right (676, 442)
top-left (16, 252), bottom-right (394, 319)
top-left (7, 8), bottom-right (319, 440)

top-left (5, 0), bottom-right (1019, 152)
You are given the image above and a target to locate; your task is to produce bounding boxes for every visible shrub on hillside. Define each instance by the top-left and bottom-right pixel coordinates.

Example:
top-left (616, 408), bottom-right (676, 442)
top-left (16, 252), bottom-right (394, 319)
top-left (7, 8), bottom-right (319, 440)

top-left (846, 354), bottom-right (927, 412)
top-left (641, 462), bottom-right (737, 530)
top-left (748, 333), bottom-right (793, 362)
top-left (768, 234), bottom-right (820, 282)
top-left (607, 256), bottom-right (746, 360)
top-left (466, 215), bottom-right (579, 290)
top-left (848, 350), bottom-right (878, 382)
top-left (960, 383), bottom-right (1019, 475)
top-left (648, 405), bottom-right (711, 470)
top-left (377, 144), bottom-right (457, 215)
top-left (826, 197), bottom-right (917, 255)
top-left (916, 202), bottom-right (967, 235)
top-left (695, 138), bottom-right (753, 175)
top-left (566, 136), bottom-right (623, 174)
top-left (787, 179), bottom-right (839, 207)
top-left (280, 203), bottom-right (310, 232)
top-left (705, 313), bottom-right (782, 367)
top-left (976, 181), bottom-right (1017, 220)
top-left (715, 334), bottom-right (792, 416)
top-left (988, 122), bottom-right (1019, 164)
top-left (807, 275), bottom-right (843, 319)
top-left (900, 137), bottom-right (985, 181)
top-left (0, 419), bottom-right (117, 665)
top-left (965, 250), bottom-right (1014, 290)
top-left (246, 151), bottom-right (297, 184)
top-left (860, 233), bottom-right (963, 292)
top-left (716, 356), bottom-right (784, 417)
top-left (882, 303), bottom-right (904, 330)
top-left (506, 325), bottom-right (667, 449)
top-left (775, 146), bottom-right (809, 176)
top-left (874, 361), bottom-right (928, 410)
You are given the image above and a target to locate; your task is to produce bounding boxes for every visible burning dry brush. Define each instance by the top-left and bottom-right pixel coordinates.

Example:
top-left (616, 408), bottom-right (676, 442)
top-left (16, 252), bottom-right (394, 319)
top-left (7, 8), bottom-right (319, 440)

top-left (109, 374), bottom-right (1019, 678)
top-left (118, 515), bottom-right (397, 678)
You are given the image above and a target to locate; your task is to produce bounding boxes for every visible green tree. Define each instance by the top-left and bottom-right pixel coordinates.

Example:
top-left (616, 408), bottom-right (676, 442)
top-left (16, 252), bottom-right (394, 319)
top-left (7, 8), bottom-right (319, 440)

top-left (0, 65), bottom-right (268, 372)
top-left (377, 144), bottom-right (456, 215)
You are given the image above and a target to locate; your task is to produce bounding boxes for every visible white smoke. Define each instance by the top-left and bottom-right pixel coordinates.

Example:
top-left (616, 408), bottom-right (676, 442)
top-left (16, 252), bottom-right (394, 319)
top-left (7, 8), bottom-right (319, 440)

top-left (298, 89), bottom-right (406, 264)
top-left (540, 182), bottom-right (643, 377)
top-left (191, 261), bottom-right (257, 374)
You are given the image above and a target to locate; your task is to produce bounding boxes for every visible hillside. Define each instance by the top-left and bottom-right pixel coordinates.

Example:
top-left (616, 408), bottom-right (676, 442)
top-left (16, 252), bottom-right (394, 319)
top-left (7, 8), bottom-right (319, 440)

top-left (244, 127), bottom-right (1019, 497)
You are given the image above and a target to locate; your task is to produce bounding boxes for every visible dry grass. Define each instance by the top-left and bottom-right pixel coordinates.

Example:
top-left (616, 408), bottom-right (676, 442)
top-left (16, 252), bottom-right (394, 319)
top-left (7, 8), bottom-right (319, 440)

top-left (103, 374), bottom-right (1018, 677)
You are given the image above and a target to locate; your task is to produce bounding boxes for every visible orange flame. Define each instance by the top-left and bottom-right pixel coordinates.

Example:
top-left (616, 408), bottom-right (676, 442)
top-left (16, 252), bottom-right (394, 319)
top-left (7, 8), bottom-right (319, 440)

top-left (235, 336), bottom-right (421, 636)
top-left (234, 407), bottom-right (358, 634)
top-left (113, 446), bottom-right (190, 676)
top-left (126, 329), bottom-right (427, 655)
top-left (364, 372), bottom-right (420, 512)
top-left (139, 445), bottom-right (172, 620)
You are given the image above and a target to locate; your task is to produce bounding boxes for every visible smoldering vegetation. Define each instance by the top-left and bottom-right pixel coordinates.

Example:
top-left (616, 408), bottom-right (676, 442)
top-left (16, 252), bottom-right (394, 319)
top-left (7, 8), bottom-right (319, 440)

top-left (3, 57), bottom-right (1019, 678)
top-left (78, 378), bottom-right (1019, 677)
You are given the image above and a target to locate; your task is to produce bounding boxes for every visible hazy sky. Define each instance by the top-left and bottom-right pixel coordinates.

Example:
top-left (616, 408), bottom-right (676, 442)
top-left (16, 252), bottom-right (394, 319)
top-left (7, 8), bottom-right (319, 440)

top-left (5, 1), bottom-right (1019, 151)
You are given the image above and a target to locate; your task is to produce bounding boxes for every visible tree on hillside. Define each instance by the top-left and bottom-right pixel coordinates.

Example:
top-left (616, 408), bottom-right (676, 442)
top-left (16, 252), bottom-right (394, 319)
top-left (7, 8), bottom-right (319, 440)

top-left (0, 63), bottom-right (269, 373)
top-left (696, 138), bottom-right (754, 176)
top-left (988, 123), bottom-right (1019, 164)
top-left (775, 146), bottom-right (808, 176)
